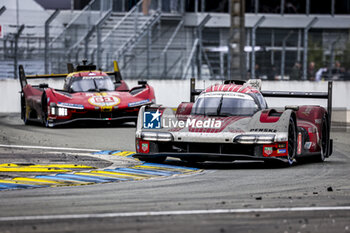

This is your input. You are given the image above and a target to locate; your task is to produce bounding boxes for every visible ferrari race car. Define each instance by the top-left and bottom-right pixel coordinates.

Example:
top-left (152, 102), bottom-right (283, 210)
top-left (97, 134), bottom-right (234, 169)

top-left (135, 79), bottom-right (333, 165)
top-left (19, 60), bottom-right (155, 127)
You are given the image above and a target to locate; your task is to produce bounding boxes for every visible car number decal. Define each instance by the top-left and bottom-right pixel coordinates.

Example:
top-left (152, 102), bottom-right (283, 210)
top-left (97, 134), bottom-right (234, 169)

top-left (88, 96), bottom-right (120, 107)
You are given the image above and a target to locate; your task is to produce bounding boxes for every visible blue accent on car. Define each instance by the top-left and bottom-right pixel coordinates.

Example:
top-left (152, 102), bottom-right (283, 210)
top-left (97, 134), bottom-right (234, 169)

top-left (57, 102), bottom-right (84, 109)
top-left (277, 149), bottom-right (287, 154)
top-left (128, 99), bottom-right (150, 107)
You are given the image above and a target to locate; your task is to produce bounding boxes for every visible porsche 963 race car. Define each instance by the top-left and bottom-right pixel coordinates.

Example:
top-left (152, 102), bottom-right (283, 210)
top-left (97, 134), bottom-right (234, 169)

top-left (135, 79), bottom-right (333, 165)
top-left (19, 60), bottom-right (155, 127)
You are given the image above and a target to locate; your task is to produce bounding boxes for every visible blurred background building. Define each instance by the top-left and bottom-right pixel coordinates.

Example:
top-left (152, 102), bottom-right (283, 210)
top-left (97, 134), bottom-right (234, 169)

top-left (0, 0), bottom-right (350, 80)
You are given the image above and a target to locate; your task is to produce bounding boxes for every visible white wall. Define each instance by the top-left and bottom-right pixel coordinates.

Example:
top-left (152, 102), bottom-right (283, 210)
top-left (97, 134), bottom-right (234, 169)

top-left (1, 79), bottom-right (348, 121)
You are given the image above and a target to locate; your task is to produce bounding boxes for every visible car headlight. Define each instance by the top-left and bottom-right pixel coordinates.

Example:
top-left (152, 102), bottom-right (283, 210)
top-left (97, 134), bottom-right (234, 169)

top-left (50, 107), bottom-right (68, 116)
top-left (50, 107), bottom-right (56, 115)
top-left (57, 107), bottom-right (68, 116)
top-left (141, 132), bottom-right (173, 142)
top-left (234, 134), bottom-right (275, 144)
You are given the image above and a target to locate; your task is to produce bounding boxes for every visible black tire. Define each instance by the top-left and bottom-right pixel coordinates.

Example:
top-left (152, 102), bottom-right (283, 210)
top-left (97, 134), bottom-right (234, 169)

top-left (287, 117), bottom-right (297, 165)
top-left (41, 93), bottom-right (50, 128)
top-left (312, 115), bottom-right (329, 162)
top-left (21, 97), bottom-right (31, 125)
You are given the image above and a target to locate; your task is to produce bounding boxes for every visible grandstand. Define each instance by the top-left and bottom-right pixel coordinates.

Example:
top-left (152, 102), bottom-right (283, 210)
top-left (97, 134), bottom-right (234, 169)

top-left (0, 0), bottom-right (349, 80)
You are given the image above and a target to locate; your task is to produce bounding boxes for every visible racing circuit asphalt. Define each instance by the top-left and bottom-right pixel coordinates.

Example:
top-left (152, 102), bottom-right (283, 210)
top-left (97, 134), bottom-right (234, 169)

top-left (0, 114), bottom-right (349, 233)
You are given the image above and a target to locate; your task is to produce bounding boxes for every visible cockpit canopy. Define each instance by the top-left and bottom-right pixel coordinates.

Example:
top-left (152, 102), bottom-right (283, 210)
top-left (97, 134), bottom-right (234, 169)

top-left (64, 74), bottom-right (115, 93)
top-left (191, 92), bottom-right (267, 116)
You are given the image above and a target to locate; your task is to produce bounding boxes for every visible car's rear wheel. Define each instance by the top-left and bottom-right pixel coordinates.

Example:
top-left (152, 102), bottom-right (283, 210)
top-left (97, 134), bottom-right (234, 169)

top-left (287, 117), bottom-right (297, 165)
top-left (312, 115), bottom-right (329, 162)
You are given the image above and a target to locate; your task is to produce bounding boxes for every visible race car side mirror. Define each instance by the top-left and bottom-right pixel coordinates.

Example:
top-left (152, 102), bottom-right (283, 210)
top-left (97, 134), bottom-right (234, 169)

top-left (39, 83), bottom-right (49, 88)
top-left (285, 105), bottom-right (299, 111)
top-left (138, 81), bottom-right (147, 86)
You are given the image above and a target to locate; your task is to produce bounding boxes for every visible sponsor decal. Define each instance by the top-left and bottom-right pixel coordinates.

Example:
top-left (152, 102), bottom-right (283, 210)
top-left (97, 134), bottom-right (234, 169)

top-left (297, 132), bottom-right (302, 154)
top-left (141, 142), bottom-right (149, 153)
top-left (101, 106), bottom-right (113, 112)
top-left (128, 99), bottom-right (150, 107)
top-left (82, 75), bottom-right (105, 79)
top-left (250, 128), bottom-right (277, 133)
top-left (202, 92), bottom-right (250, 99)
top-left (88, 95), bottom-right (120, 107)
top-left (229, 128), bottom-right (245, 133)
top-left (264, 146), bottom-right (273, 156)
top-left (277, 149), bottom-right (287, 154)
top-left (304, 142), bottom-right (312, 150)
top-left (57, 102), bottom-right (84, 109)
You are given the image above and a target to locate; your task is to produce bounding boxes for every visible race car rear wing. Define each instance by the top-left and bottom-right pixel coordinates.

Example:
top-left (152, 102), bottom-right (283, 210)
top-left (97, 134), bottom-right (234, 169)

top-left (105, 60), bottom-right (123, 83)
top-left (18, 60), bottom-right (123, 90)
top-left (190, 78), bottom-right (333, 122)
top-left (260, 82), bottom-right (333, 124)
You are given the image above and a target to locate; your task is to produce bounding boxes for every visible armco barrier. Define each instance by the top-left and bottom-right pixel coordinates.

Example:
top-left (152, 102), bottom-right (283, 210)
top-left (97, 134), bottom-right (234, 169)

top-left (1, 79), bottom-right (348, 122)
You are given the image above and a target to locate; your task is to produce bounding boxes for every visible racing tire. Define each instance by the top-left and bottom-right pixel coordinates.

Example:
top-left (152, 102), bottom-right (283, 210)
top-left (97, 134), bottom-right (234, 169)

top-left (21, 97), bottom-right (31, 125)
top-left (41, 93), bottom-right (50, 128)
top-left (286, 117), bottom-right (297, 165)
top-left (312, 115), bottom-right (329, 162)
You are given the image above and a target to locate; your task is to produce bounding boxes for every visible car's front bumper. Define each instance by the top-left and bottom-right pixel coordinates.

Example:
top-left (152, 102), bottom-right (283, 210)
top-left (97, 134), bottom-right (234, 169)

top-left (134, 152), bottom-right (287, 162)
top-left (47, 116), bottom-right (138, 127)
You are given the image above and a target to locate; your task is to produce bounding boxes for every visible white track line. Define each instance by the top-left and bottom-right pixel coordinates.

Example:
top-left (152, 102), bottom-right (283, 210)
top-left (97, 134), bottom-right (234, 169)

top-left (0, 144), bottom-right (100, 152)
top-left (0, 206), bottom-right (349, 222)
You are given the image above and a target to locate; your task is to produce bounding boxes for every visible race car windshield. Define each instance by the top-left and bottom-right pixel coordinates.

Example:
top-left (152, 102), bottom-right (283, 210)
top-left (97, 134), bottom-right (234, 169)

top-left (191, 94), bottom-right (258, 116)
top-left (70, 76), bottom-right (115, 92)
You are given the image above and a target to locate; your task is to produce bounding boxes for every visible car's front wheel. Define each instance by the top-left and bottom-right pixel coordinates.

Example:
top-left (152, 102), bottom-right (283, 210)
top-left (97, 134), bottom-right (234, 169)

top-left (21, 97), bottom-right (31, 125)
top-left (41, 93), bottom-right (51, 128)
top-left (287, 117), bottom-right (297, 165)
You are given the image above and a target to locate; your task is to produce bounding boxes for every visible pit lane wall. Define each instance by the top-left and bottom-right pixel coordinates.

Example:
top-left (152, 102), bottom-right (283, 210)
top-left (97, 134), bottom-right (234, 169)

top-left (1, 79), bottom-right (348, 123)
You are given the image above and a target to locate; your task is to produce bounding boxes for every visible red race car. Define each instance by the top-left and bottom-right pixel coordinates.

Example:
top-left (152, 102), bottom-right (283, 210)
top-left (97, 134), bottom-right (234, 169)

top-left (19, 60), bottom-right (155, 127)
